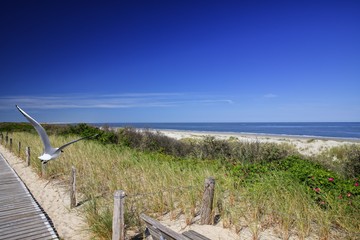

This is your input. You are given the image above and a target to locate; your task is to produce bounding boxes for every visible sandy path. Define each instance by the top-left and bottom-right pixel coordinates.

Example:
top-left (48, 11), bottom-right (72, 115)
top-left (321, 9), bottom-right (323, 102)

top-left (0, 145), bottom-right (91, 240)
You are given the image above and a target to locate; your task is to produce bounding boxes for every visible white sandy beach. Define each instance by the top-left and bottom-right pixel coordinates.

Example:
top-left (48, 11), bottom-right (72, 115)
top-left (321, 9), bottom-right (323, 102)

top-left (1, 131), bottom-right (359, 240)
top-left (158, 129), bottom-right (360, 156)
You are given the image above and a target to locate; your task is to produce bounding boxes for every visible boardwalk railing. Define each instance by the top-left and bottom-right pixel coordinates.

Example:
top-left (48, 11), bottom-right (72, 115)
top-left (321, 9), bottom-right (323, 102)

top-left (140, 213), bottom-right (211, 240)
top-left (111, 177), bottom-right (215, 240)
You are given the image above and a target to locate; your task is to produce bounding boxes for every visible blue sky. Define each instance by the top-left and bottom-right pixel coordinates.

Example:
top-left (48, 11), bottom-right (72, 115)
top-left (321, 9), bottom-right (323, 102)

top-left (1, 1), bottom-right (359, 123)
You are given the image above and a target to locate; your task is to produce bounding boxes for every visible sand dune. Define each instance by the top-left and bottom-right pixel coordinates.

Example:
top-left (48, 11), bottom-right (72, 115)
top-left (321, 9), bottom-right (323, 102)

top-left (1, 131), bottom-right (359, 239)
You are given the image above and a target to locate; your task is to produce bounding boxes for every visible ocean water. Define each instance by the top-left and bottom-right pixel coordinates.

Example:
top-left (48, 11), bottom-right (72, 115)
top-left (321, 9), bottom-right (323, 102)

top-left (94, 122), bottom-right (360, 140)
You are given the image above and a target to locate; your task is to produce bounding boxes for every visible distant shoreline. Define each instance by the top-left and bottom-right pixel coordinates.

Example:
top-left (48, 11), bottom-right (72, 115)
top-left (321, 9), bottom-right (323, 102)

top-left (106, 126), bottom-right (360, 143)
top-left (145, 129), bottom-right (360, 156)
top-left (93, 122), bottom-right (360, 140)
top-left (155, 129), bottom-right (360, 143)
top-left (99, 126), bottom-right (360, 156)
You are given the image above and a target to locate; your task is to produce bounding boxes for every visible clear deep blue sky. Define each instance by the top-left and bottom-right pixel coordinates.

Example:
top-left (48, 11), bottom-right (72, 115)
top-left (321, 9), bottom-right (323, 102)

top-left (1, 1), bottom-right (359, 123)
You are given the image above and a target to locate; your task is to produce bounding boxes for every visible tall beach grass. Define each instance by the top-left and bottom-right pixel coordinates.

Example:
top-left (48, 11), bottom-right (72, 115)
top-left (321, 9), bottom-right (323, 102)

top-left (3, 128), bottom-right (360, 239)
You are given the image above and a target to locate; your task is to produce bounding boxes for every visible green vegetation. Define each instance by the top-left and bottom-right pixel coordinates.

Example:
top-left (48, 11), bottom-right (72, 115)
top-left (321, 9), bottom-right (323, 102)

top-left (1, 123), bottom-right (359, 239)
top-left (0, 122), bottom-right (34, 132)
top-left (315, 144), bottom-right (360, 178)
top-left (232, 156), bottom-right (359, 233)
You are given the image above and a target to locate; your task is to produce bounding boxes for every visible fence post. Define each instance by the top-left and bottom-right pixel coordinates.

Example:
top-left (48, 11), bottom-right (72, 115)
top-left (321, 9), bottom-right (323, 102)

top-left (5, 135), bottom-right (8, 146)
top-left (18, 141), bottom-right (21, 156)
top-left (26, 147), bottom-right (30, 166)
top-left (112, 190), bottom-right (126, 240)
top-left (200, 177), bottom-right (215, 225)
top-left (70, 166), bottom-right (77, 208)
top-left (41, 162), bottom-right (47, 177)
top-left (0, 133), bottom-right (2, 144)
top-left (9, 138), bottom-right (13, 151)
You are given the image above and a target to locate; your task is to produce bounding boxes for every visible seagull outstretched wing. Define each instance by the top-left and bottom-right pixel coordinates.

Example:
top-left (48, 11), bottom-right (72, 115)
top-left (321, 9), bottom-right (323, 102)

top-left (16, 105), bottom-right (98, 161)
top-left (57, 134), bottom-right (97, 151)
top-left (16, 105), bottom-right (52, 153)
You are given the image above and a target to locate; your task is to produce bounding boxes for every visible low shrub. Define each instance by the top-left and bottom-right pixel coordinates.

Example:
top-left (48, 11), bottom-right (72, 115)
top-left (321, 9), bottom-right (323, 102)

top-left (188, 137), bottom-right (296, 164)
top-left (117, 127), bottom-right (192, 157)
top-left (315, 144), bottom-right (360, 178)
top-left (231, 156), bottom-right (360, 208)
top-left (0, 122), bottom-right (34, 132)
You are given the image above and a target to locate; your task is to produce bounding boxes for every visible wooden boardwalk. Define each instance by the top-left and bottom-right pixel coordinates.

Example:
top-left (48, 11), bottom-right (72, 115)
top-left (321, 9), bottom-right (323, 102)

top-left (0, 153), bottom-right (59, 240)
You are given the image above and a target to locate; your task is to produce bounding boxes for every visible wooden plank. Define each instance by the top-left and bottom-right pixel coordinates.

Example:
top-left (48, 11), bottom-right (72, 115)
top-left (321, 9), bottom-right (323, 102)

top-left (0, 220), bottom-right (51, 235)
top-left (0, 206), bottom-right (44, 219)
top-left (140, 214), bottom-right (189, 240)
top-left (0, 183), bottom-right (20, 188)
top-left (0, 179), bottom-right (20, 184)
top-left (0, 214), bottom-right (49, 230)
top-left (26, 146), bottom-right (30, 166)
top-left (0, 200), bottom-right (41, 213)
top-left (4, 226), bottom-right (56, 240)
top-left (141, 214), bottom-right (211, 240)
top-left (182, 230), bottom-right (211, 240)
top-left (0, 193), bottom-right (33, 202)
top-left (200, 177), bottom-right (215, 225)
top-left (0, 210), bottom-right (45, 223)
top-left (0, 193), bottom-right (35, 201)
top-left (0, 199), bottom-right (34, 210)
top-left (0, 203), bottom-right (38, 214)
top-left (0, 214), bottom-right (57, 239)
top-left (31, 235), bottom-right (59, 240)
top-left (146, 225), bottom-right (162, 240)
top-left (70, 166), bottom-right (77, 208)
top-left (112, 190), bottom-right (126, 240)
top-left (0, 188), bottom-right (29, 195)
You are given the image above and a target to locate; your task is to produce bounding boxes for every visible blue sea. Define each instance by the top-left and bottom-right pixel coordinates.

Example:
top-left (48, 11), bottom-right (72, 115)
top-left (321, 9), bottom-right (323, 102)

top-left (93, 122), bottom-right (360, 140)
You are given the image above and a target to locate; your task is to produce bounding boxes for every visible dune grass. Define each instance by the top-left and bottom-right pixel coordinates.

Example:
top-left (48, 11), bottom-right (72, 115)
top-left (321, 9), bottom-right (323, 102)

top-left (314, 144), bottom-right (360, 178)
top-left (4, 130), bottom-right (360, 239)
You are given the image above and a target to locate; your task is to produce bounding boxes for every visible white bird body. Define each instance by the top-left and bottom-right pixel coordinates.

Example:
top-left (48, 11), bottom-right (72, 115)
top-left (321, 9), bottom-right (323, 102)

top-left (16, 105), bottom-right (94, 163)
top-left (39, 151), bottom-right (59, 161)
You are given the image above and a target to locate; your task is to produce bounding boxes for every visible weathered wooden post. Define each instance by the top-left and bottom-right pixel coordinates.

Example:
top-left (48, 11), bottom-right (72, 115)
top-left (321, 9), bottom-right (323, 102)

top-left (0, 133), bottom-right (3, 144)
top-left (9, 138), bottom-right (13, 151)
top-left (200, 177), bottom-right (215, 225)
top-left (112, 190), bottom-right (126, 240)
top-left (41, 162), bottom-right (47, 177)
top-left (26, 147), bottom-right (30, 166)
top-left (18, 141), bottom-right (21, 156)
top-left (70, 166), bottom-right (77, 208)
top-left (5, 135), bottom-right (8, 146)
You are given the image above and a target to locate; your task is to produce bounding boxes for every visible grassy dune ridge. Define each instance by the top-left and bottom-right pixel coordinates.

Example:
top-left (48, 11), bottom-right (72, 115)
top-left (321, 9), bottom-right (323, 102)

top-left (2, 125), bottom-right (360, 239)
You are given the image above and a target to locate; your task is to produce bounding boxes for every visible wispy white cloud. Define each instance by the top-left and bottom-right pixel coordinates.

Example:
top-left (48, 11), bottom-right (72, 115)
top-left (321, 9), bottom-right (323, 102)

top-left (0, 93), bottom-right (233, 110)
top-left (263, 93), bottom-right (278, 98)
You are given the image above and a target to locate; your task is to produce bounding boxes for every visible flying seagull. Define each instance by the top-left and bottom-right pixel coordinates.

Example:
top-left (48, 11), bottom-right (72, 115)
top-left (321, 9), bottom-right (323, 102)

top-left (16, 105), bottom-right (96, 163)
